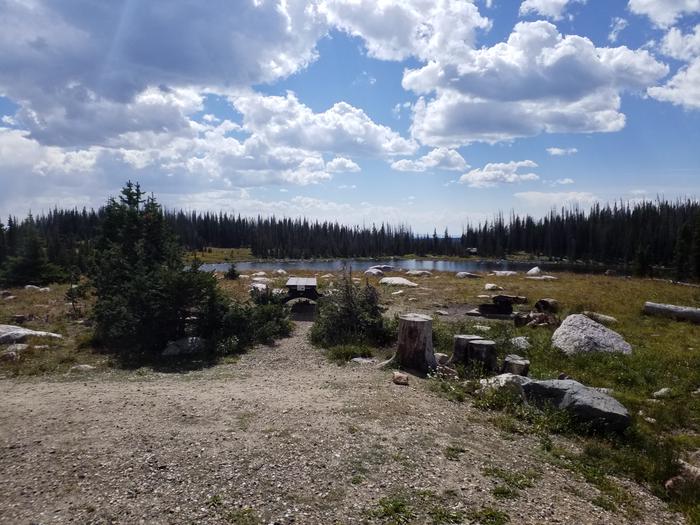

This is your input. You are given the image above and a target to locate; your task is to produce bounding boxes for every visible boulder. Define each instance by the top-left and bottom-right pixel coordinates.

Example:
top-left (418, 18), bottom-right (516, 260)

top-left (435, 310), bottom-right (449, 316)
top-left (456, 272), bottom-right (481, 279)
top-left (24, 285), bottom-right (40, 290)
top-left (320, 273), bottom-right (334, 279)
top-left (552, 314), bottom-right (632, 355)
top-left (364, 268), bottom-right (384, 276)
top-left (0, 325), bottom-right (63, 344)
top-left (484, 283), bottom-right (503, 291)
top-left (434, 352), bottom-right (450, 365)
top-left (371, 265), bottom-right (394, 272)
top-left (478, 373), bottom-right (532, 400)
top-left (251, 271), bottom-right (267, 277)
top-left (502, 354), bottom-right (530, 376)
top-left (392, 371), bottom-right (409, 386)
top-left (379, 277), bottom-right (418, 287)
top-left (273, 269), bottom-right (288, 276)
top-left (582, 311), bottom-right (618, 325)
top-left (652, 387), bottom-right (672, 399)
top-left (526, 275), bottom-right (558, 281)
top-left (493, 294), bottom-right (528, 305)
top-left (535, 298), bottom-right (559, 313)
top-left (510, 336), bottom-right (531, 351)
top-left (522, 379), bottom-right (631, 432)
top-left (405, 270), bottom-right (432, 277)
top-left (3, 295), bottom-right (16, 301)
top-left (162, 337), bottom-right (205, 357)
top-left (252, 277), bottom-right (272, 284)
top-left (250, 283), bottom-right (268, 292)
top-left (492, 270), bottom-right (518, 277)
top-left (39, 287), bottom-right (50, 292)
top-left (526, 266), bottom-right (542, 276)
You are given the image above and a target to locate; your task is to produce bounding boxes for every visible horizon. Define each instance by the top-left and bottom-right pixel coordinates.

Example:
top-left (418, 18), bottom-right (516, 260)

top-left (1, 1), bottom-right (700, 233)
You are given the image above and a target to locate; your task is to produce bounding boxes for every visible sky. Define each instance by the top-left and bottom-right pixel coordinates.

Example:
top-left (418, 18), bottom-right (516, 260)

top-left (1, 0), bottom-right (700, 233)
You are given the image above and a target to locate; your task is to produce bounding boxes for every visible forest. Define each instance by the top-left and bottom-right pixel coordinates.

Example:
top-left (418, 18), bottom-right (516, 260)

top-left (1, 196), bottom-right (700, 284)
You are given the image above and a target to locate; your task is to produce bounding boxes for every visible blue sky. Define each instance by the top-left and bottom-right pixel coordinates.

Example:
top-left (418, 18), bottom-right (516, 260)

top-left (0, 0), bottom-right (699, 233)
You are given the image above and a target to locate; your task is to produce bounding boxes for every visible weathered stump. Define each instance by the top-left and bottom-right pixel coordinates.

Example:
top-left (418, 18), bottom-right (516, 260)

top-left (382, 313), bottom-right (436, 373)
top-left (449, 335), bottom-right (484, 366)
top-left (449, 335), bottom-right (498, 373)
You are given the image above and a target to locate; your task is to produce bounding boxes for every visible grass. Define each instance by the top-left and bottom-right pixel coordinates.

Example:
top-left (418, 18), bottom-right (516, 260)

top-left (324, 344), bottom-right (374, 364)
top-left (367, 495), bottom-right (415, 524)
top-left (467, 507), bottom-right (510, 525)
top-left (443, 444), bottom-right (466, 461)
top-left (185, 246), bottom-right (255, 264)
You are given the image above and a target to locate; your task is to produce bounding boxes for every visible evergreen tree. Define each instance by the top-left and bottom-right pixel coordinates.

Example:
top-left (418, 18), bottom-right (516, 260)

top-left (692, 212), bottom-right (700, 280)
top-left (0, 219), bottom-right (65, 286)
top-left (673, 222), bottom-right (692, 280)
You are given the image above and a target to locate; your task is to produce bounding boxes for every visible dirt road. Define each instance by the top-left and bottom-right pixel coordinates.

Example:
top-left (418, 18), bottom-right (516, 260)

top-left (0, 323), bottom-right (682, 524)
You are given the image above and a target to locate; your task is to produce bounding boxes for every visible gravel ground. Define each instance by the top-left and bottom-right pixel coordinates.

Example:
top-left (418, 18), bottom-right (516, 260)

top-left (0, 322), bottom-right (683, 524)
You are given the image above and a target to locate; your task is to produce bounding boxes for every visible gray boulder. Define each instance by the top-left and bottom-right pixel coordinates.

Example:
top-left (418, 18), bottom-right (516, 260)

top-left (552, 314), bottom-right (631, 355)
top-left (162, 337), bottom-right (205, 357)
top-left (523, 379), bottom-right (630, 432)
top-left (510, 336), bottom-right (531, 351)
top-left (0, 325), bottom-right (63, 344)
top-left (405, 270), bottom-right (432, 277)
top-left (70, 364), bottom-right (96, 372)
top-left (5, 343), bottom-right (29, 353)
top-left (478, 373), bottom-right (532, 400)
top-left (456, 272), bottom-right (481, 279)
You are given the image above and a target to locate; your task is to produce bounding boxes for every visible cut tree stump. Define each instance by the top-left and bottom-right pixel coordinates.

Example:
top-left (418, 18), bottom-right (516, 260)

top-left (643, 302), bottom-right (700, 324)
top-left (449, 335), bottom-right (498, 373)
top-left (449, 335), bottom-right (483, 366)
top-left (381, 313), bottom-right (436, 373)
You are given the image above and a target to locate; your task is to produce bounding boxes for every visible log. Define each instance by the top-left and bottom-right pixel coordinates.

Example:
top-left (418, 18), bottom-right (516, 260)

top-left (535, 298), bottom-right (559, 313)
top-left (449, 334), bottom-right (484, 365)
top-left (493, 294), bottom-right (528, 305)
top-left (382, 313), bottom-right (436, 373)
top-left (643, 302), bottom-right (700, 324)
top-left (478, 303), bottom-right (513, 315)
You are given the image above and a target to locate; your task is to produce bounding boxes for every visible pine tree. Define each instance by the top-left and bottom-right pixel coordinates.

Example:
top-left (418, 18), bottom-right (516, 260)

top-left (692, 212), bottom-right (700, 280)
top-left (673, 222), bottom-right (692, 280)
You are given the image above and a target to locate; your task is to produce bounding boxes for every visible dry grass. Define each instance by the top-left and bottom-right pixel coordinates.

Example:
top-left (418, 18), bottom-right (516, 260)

top-left (185, 247), bottom-right (255, 264)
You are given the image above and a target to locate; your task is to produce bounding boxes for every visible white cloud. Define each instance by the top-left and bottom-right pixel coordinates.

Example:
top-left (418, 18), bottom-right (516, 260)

top-left (547, 147), bottom-right (578, 155)
top-left (459, 160), bottom-right (539, 188)
top-left (519, 0), bottom-right (585, 21)
top-left (608, 17), bottom-right (629, 43)
top-left (648, 58), bottom-right (700, 108)
top-left (326, 157), bottom-right (361, 172)
top-left (405, 21), bottom-right (668, 146)
top-left (661, 25), bottom-right (700, 61)
top-left (390, 147), bottom-right (468, 172)
top-left (514, 190), bottom-right (598, 207)
top-left (233, 91), bottom-right (417, 158)
top-left (628, 0), bottom-right (700, 27)
top-left (320, 0), bottom-right (490, 62)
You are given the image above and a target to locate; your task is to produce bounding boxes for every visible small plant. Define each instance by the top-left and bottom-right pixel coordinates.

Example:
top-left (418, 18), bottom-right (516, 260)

top-left (491, 485), bottom-right (519, 499)
top-left (325, 344), bottom-right (373, 364)
top-left (368, 496), bottom-right (415, 524)
top-left (443, 445), bottom-right (466, 461)
top-left (428, 505), bottom-right (465, 524)
top-left (468, 507), bottom-right (510, 525)
top-left (224, 508), bottom-right (261, 525)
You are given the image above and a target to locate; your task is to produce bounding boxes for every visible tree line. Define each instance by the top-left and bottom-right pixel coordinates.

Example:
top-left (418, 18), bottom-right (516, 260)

top-left (2, 195), bottom-right (700, 284)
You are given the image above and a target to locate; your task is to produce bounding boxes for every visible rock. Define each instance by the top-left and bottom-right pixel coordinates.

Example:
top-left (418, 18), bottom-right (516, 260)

top-left (434, 352), bottom-right (450, 365)
top-left (252, 277), bottom-right (272, 283)
top-left (492, 271), bottom-right (518, 277)
top-left (456, 272), bottom-right (481, 279)
top-left (6, 343), bottom-right (29, 353)
top-left (364, 268), bottom-right (384, 276)
top-left (251, 271), bottom-right (267, 277)
top-left (0, 325), bottom-right (63, 344)
top-left (408, 298), bottom-right (418, 302)
top-left (478, 373), bottom-right (532, 400)
top-left (350, 357), bottom-right (377, 365)
top-left (535, 298), bottom-right (559, 313)
top-left (239, 274), bottom-right (250, 279)
top-left (371, 265), bottom-right (394, 272)
top-left (392, 371), bottom-right (409, 386)
top-left (320, 273), bottom-right (334, 279)
top-left (552, 314), bottom-right (632, 355)
top-left (435, 310), bottom-right (449, 316)
top-left (24, 285), bottom-right (40, 290)
top-left (510, 336), bottom-right (531, 351)
top-left (391, 290), bottom-right (404, 295)
top-left (273, 269), bottom-right (288, 276)
top-left (502, 354), bottom-right (530, 376)
top-left (526, 266), bottom-right (542, 276)
top-left (1, 351), bottom-right (19, 362)
top-left (493, 295), bottom-right (528, 305)
top-left (70, 364), bottom-right (96, 372)
top-left (379, 277), bottom-right (418, 287)
top-left (526, 275), bottom-right (558, 281)
top-left (250, 283), bottom-right (268, 292)
top-left (484, 283), bottom-right (503, 291)
top-left (523, 379), bottom-right (631, 432)
top-left (39, 287), bottom-right (50, 292)
top-left (435, 364), bottom-right (459, 380)
top-left (652, 387), bottom-right (672, 399)
top-left (3, 295), bottom-right (16, 301)
top-left (162, 337), bottom-right (205, 357)
top-left (474, 325), bottom-right (491, 332)
top-left (692, 388), bottom-right (700, 397)
top-left (405, 270), bottom-right (432, 277)
top-left (0, 290), bottom-right (12, 297)
top-left (665, 460), bottom-right (700, 493)
top-left (582, 311), bottom-right (618, 325)
top-left (11, 315), bottom-right (27, 324)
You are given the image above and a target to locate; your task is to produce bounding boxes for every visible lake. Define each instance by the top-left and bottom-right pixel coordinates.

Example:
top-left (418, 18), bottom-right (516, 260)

top-left (200, 258), bottom-right (609, 274)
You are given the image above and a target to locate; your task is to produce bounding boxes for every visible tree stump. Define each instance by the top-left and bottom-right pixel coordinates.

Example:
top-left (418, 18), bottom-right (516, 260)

top-left (449, 335), bottom-right (484, 366)
top-left (449, 335), bottom-right (498, 373)
top-left (382, 313), bottom-right (436, 373)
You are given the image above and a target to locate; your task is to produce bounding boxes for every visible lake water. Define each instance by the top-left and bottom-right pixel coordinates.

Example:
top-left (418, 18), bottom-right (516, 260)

top-left (200, 258), bottom-right (608, 274)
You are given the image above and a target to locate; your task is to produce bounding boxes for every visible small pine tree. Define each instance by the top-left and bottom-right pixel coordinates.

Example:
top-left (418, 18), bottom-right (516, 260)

top-left (673, 222), bottom-right (692, 280)
top-left (0, 220), bottom-right (65, 286)
top-left (224, 263), bottom-right (239, 280)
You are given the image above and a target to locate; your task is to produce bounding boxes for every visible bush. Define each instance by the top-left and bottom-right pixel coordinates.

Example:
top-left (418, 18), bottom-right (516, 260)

top-left (224, 263), bottom-right (239, 280)
top-left (310, 270), bottom-right (394, 347)
top-left (325, 344), bottom-right (373, 364)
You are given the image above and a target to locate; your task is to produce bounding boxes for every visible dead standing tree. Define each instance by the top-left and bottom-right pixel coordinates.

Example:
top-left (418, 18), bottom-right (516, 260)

top-left (381, 313), bottom-right (437, 373)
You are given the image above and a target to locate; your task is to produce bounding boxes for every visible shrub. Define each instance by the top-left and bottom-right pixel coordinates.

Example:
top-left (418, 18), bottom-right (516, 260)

top-left (224, 263), bottom-right (239, 280)
top-left (325, 344), bottom-right (373, 364)
top-left (311, 270), bottom-right (393, 347)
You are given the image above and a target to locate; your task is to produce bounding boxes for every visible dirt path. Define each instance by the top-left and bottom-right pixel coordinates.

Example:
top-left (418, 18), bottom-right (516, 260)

top-left (0, 323), bottom-right (682, 524)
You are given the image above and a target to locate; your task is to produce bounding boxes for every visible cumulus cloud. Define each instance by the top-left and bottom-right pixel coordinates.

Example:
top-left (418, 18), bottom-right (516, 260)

top-left (628, 0), bottom-right (700, 27)
top-left (320, 0), bottom-right (490, 62)
top-left (390, 147), bottom-right (468, 172)
top-left (405, 21), bottom-right (668, 146)
top-left (232, 92), bottom-right (417, 158)
top-left (661, 25), bottom-right (700, 61)
top-left (547, 147), bottom-right (578, 155)
top-left (519, 0), bottom-right (585, 21)
top-left (648, 58), bottom-right (700, 108)
top-left (459, 160), bottom-right (539, 188)
top-left (326, 157), bottom-right (361, 172)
